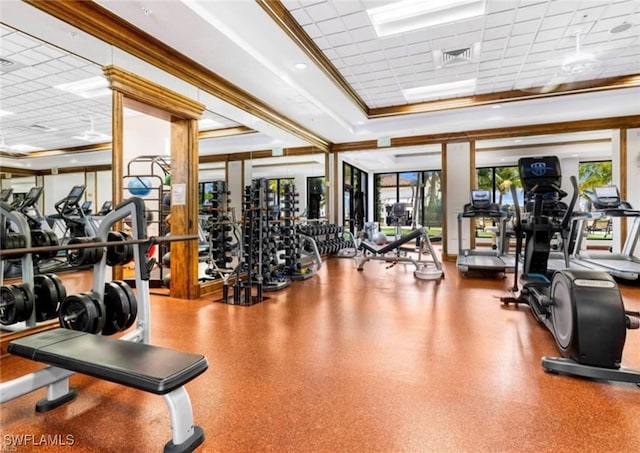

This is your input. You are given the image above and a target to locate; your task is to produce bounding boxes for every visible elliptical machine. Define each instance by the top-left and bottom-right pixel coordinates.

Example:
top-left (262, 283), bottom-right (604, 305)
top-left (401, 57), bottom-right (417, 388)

top-left (502, 156), bottom-right (640, 385)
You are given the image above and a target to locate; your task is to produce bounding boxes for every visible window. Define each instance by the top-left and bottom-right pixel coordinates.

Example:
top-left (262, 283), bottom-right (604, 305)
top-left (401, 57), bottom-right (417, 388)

top-left (343, 162), bottom-right (368, 232)
top-left (306, 176), bottom-right (325, 219)
top-left (475, 165), bottom-right (523, 208)
top-left (374, 170), bottom-right (442, 236)
top-left (579, 160), bottom-right (613, 240)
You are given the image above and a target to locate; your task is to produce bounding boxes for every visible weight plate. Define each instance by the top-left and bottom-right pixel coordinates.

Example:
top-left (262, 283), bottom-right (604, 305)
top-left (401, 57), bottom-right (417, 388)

top-left (0, 285), bottom-right (22, 325)
top-left (15, 283), bottom-right (35, 322)
top-left (66, 237), bottom-right (104, 266)
top-left (59, 293), bottom-right (99, 332)
top-left (102, 281), bottom-right (131, 335)
top-left (34, 275), bottom-right (60, 322)
top-left (112, 280), bottom-right (137, 329)
top-left (48, 274), bottom-right (67, 302)
top-left (88, 291), bottom-right (106, 334)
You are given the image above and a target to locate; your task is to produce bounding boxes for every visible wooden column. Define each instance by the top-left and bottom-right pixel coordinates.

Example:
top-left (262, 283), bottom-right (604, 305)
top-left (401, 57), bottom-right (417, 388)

top-left (111, 89), bottom-right (124, 280)
top-left (169, 118), bottom-right (200, 299)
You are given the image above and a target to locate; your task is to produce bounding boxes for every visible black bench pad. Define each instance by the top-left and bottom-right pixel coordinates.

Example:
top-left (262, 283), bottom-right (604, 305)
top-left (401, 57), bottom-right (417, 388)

top-left (360, 228), bottom-right (423, 255)
top-left (8, 329), bottom-right (208, 395)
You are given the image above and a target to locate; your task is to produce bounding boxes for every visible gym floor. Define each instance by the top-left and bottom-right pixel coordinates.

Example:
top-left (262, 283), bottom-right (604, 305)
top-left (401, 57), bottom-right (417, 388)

top-left (2, 258), bottom-right (640, 452)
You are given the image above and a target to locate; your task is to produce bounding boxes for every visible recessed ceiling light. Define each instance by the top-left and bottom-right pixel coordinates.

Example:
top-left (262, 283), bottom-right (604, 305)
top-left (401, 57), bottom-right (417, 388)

top-left (402, 78), bottom-right (476, 102)
top-left (514, 139), bottom-right (523, 143)
top-left (491, 104), bottom-right (502, 109)
top-left (294, 63), bottom-right (308, 70)
top-left (609, 22), bottom-right (632, 34)
top-left (488, 116), bottom-right (503, 121)
top-left (55, 76), bottom-right (110, 99)
top-left (367, 0), bottom-right (486, 37)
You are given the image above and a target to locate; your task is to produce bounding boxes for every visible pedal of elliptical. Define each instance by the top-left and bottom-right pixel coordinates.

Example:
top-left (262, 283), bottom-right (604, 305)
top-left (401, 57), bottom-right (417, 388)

top-left (520, 273), bottom-right (550, 289)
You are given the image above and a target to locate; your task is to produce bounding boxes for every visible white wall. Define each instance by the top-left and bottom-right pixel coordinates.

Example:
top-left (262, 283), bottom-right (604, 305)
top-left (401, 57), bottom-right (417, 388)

top-left (43, 173), bottom-right (86, 216)
top-left (96, 170), bottom-right (113, 211)
top-left (227, 161), bottom-right (243, 221)
top-left (445, 142), bottom-right (471, 255)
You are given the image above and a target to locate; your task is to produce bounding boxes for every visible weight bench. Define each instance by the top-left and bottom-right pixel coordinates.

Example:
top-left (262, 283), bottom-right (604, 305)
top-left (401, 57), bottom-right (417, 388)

top-left (8, 328), bottom-right (208, 453)
top-left (355, 228), bottom-right (443, 280)
top-left (359, 228), bottom-right (423, 255)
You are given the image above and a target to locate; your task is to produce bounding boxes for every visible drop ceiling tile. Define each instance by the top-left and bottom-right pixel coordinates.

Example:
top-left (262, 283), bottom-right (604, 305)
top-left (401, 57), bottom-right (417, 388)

top-left (326, 31), bottom-right (353, 47)
top-left (303, 1), bottom-right (337, 23)
top-left (289, 7), bottom-right (313, 26)
top-left (484, 25), bottom-right (511, 41)
top-left (349, 26), bottom-right (377, 43)
top-left (334, 44), bottom-right (360, 58)
top-left (515, 3), bottom-right (550, 23)
top-left (5, 32), bottom-right (42, 49)
top-left (384, 46), bottom-right (408, 59)
top-left (546, 1), bottom-right (579, 16)
top-left (33, 45), bottom-right (66, 59)
top-left (482, 38), bottom-right (507, 52)
top-left (341, 11), bottom-right (370, 30)
top-left (313, 36), bottom-right (331, 50)
top-left (303, 23), bottom-right (323, 39)
top-left (407, 41), bottom-right (430, 55)
top-left (362, 50), bottom-right (385, 63)
top-left (540, 13), bottom-right (575, 30)
top-left (536, 28), bottom-right (565, 42)
top-left (342, 54), bottom-right (366, 66)
top-left (316, 17), bottom-right (344, 35)
top-left (511, 19), bottom-right (543, 35)
top-left (322, 48), bottom-right (338, 60)
top-left (509, 33), bottom-right (535, 47)
top-left (356, 39), bottom-right (381, 53)
top-left (379, 35), bottom-right (405, 50)
top-left (505, 44), bottom-right (530, 59)
top-left (485, 9), bottom-right (517, 29)
top-left (332, 0), bottom-right (363, 16)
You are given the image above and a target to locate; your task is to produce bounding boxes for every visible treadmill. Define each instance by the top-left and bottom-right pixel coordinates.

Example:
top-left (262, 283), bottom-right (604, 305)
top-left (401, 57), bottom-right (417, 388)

top-left (571, 185), bottom-right (640, 281)
top-left (457, 190), bottom-right (515, 275)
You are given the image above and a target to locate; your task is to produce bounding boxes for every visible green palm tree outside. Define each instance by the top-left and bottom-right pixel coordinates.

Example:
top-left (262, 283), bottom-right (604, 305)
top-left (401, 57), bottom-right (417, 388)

top-left (495, 166), bottom-right (522, 205)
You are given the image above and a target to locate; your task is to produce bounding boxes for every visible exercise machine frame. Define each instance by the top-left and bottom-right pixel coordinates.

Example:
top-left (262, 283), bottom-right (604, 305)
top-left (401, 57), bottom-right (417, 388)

top-left (501, 156), bottom-right (639, 385)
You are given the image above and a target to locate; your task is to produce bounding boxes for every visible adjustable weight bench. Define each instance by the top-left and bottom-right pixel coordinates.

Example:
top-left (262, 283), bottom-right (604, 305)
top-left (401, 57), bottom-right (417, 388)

top-left (8, 328), bottom-right (208, 453)
top-left (355, 228), bottom-right (443, 280)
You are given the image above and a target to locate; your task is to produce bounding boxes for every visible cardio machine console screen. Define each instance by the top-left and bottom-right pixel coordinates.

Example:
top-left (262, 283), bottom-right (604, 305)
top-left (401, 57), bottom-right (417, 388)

top-left (471, 190), bottom-right (491, 208)
top-left (519, 157), bottom-right (561, 192)
top-left (594, 186), bottom-right (619, 200)
top-left (24, 187), bottom-right (43, 205)
top-left (68, 186), bottom-right (85, 202)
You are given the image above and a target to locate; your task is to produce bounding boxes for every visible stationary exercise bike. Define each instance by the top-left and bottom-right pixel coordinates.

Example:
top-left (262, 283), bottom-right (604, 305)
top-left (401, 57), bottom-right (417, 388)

top-left (502, 156), bottom-right (640, 385)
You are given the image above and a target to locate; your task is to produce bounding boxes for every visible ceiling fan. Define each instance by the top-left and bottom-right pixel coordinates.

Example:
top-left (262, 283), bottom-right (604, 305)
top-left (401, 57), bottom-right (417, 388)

top-left (73, 115), bottom-right (110, 142)
top-left (521, 31), bottom-right (607, 94)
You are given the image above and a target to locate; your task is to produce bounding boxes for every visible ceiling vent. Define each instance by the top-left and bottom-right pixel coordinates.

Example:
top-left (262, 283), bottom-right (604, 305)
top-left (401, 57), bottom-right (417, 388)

top-left (443, 48), bottom-right (472, 65)
top-left (433, 42), bottom-right (481, 69)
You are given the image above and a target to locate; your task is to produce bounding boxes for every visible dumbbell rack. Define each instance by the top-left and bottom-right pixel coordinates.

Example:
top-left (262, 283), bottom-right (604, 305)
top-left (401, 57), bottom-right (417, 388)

top-left (299, 223), bottom-right (355, 256)
top-left (280, 183), bottom-right (313, 280)
top-left (204, 181), bottom-right (233, 279)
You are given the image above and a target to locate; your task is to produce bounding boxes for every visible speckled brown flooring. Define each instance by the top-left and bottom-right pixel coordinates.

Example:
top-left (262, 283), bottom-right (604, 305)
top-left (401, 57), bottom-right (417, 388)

top-left (2, 258), bottom-right (640, 453)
